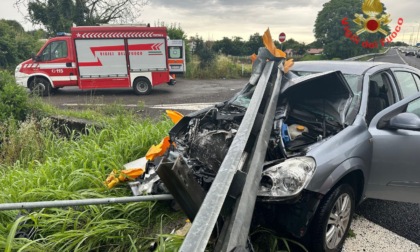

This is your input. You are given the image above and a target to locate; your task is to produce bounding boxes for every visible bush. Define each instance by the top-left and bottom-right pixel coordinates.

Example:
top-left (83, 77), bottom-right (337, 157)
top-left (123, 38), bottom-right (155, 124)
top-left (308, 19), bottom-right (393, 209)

top-left (186, 55), bottom-right (252, 79)
top-left (0, 71), bottom-right (29, 122)
top-left (197, 47), bottom-right (216, 68)
top-left (0, 116), bottom-right (56, 165)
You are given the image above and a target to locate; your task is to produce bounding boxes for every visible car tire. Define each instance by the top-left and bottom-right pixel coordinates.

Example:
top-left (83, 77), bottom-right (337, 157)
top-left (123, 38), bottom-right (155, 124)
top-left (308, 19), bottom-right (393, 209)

top-left (30, 77), bottom-right (51, 96)
top-left (133, 77), bottom-right (152, 95)
top-left (308, 183), bottom-right (355, 252)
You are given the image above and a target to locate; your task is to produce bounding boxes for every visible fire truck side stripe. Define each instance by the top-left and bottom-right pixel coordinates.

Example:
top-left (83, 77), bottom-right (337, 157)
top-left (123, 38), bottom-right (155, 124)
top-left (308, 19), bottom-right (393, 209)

top-left (74, 32), bottom-right (168, 38)
top-left (50, 76), bottom-right (78, 81)
top-left (39, 63), bottom-right (76, 69)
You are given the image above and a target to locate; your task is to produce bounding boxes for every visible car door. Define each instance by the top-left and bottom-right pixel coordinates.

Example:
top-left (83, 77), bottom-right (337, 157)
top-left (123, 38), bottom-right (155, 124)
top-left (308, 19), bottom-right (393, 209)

top-left (366, 92), bottom-right (420, 203)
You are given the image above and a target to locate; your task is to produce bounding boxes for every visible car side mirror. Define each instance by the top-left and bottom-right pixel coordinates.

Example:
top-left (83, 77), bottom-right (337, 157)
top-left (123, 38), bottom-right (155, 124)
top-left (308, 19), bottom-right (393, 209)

top-left (32, 54), bottom-right (41, 62)
top-left (388, 112), bottom-right (420, 131)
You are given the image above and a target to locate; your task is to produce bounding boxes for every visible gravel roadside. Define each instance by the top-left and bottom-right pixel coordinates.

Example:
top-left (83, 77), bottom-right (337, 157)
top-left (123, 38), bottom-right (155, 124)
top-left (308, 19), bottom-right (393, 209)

top-left (343, 216), bottom-right (420, 252)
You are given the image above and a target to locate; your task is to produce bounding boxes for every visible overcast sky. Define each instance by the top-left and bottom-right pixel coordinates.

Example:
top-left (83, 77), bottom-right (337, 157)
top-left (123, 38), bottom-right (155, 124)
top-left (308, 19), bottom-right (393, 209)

top-left (1, 0), bottom-right (419, 44)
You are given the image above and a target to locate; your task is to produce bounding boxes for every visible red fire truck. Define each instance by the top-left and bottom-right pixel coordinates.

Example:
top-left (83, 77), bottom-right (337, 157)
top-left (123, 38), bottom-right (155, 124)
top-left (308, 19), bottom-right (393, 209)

top-left (15, 25), bottom-right (176, 96)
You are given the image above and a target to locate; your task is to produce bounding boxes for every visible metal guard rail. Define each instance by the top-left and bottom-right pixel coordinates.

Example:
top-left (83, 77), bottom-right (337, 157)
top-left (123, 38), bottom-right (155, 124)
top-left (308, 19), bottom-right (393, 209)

top-left (181, 49), bottom-right (285, 251)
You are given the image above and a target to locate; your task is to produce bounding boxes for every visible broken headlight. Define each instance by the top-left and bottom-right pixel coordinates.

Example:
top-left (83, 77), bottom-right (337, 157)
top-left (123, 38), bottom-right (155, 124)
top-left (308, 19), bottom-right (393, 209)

top-left (258, 157), bottom-right (316, 198)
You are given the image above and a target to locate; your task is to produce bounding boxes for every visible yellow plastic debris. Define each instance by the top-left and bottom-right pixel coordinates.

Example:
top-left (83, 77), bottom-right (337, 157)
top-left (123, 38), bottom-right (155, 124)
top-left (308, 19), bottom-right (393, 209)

top-left (105, 171), bottom-right (120, 189)
top-left (250, 53), bottom-right (257, 64)
top-left (284, 59), bottom-right (294, 73)
top-left (175, 219), bottom-right (192, 236)
top-left (105, 135), bottom-right (172, 189)
top-left (145, 136), bottom-right (171, 161)
top-left (105, 168), bottom-right (145, 189)
top-left (166, 110), bottom-right (184, 124)
top-left (262, 28), bottom-right (286, 58)
top-left (105, 111), bottom-right (180, 189)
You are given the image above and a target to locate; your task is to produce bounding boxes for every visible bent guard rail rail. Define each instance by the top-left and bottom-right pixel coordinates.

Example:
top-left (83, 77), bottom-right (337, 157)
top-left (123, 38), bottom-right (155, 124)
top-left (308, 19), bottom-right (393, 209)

top-left (0, 195), bottom-right (174, 211)
top-left (180, 59), bottom-right (284, 251)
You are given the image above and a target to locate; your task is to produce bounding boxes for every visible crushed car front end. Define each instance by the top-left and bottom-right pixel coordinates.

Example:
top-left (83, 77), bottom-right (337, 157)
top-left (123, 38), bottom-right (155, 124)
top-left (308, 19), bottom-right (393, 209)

top-left (153, 63), bottom-right (359, 237)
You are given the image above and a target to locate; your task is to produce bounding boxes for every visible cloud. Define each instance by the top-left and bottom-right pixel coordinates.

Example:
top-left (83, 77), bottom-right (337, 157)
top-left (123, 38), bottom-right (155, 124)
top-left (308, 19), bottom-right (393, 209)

top-left (1, 0), bottom-right (417, 44)
top-left (140, 0), bottom-right (328, 43)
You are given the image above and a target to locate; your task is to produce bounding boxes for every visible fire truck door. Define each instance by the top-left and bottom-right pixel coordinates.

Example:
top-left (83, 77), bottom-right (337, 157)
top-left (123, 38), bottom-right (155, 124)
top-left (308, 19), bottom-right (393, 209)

top-left (37, 40), bottom-right (77, 86)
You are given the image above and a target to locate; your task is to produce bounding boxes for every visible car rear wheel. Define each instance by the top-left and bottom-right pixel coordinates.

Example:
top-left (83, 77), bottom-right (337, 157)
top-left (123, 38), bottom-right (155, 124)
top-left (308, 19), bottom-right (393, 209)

top-left (30, 77), bottom-right (51, 96)
top-left (133, 78), bottom-right (152, 95)
top-left (309, 184), bottom-right (355, 252)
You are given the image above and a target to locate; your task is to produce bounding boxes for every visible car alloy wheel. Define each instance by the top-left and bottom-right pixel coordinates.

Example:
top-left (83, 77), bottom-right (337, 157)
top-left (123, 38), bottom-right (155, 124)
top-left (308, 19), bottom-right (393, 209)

top-left (309, 183), bottom-right (355, 252)
top-left (325, 193), bottom-right (352, 249)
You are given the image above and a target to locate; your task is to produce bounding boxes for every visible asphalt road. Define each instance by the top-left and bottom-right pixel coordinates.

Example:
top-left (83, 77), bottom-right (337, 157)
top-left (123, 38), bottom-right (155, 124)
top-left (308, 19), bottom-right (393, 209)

top-left (40, 48), bottom-right (420, 245)
top-left (44, 78), bottom-right (246, 119)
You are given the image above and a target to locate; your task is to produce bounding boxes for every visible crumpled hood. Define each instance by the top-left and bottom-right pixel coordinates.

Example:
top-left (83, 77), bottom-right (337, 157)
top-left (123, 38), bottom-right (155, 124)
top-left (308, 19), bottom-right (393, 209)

top-left (280, 71), bottom-right (353, 127)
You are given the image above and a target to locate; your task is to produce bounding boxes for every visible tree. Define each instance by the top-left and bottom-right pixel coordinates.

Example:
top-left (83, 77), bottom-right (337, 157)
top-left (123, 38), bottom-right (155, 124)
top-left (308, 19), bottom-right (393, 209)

top-left (280, 38), bottom-right (308, 55)
top-left (314, 0), bottom-right (390, 59)
top-left (0, 20), bottom-right (42, 70)
top-left (212, 35), bottom-right (259, 56)
top-left (190, 35), bottom-right (215, 68)
top-left (166, 23), bottom-right (187, 40)
top-left (0, 22), bottom-right (19, 69)
top-left (307, 40), bottom-right (324, 49)
top-left (2, 20), bottom-right (25, 33)
top-left (212, 37), bottom-right (235, 55)
top-left (15, 0), bottom-right (149, 34)
top-left (245, 33), bottom-right (263, 54)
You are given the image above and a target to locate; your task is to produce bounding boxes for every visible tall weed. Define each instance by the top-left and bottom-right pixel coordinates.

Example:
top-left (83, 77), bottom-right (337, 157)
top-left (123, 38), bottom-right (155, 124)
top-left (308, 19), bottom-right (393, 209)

top-left (0, 110), bottom-right (186, 251)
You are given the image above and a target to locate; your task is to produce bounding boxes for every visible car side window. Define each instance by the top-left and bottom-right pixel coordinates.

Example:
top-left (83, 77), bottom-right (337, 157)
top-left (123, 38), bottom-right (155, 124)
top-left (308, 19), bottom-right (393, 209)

top-left (40, 40), bottom-right (68, 61)
top-left (40, 43), bottom-right (52, 61)
top-left (407, 98), bottom-right (420, 117)
top-left (369, 72), bottom-right (395, 107)
top-left (394, 71), bottom-right (419, 98)
top-left (366, 73), bottom-right (391, 123)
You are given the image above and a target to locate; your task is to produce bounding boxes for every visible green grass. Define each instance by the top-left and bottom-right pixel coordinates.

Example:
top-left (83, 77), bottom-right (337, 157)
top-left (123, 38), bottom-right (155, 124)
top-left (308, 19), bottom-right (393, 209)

top-left (250, 228), bottom-right (308, 252)
top-left (0, 103), bottom-right (187, 251)
top-left (0, 75), bottom-right (308, 251)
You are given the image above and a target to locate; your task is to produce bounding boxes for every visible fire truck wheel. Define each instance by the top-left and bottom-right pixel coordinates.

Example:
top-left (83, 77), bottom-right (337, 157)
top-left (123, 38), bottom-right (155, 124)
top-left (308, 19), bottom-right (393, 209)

top-left (31, 77), bottom-right (51, 96)
top-left (167, 79), bottom-right (176, 85)
top-left (133, 78), bottom-right (152, 95)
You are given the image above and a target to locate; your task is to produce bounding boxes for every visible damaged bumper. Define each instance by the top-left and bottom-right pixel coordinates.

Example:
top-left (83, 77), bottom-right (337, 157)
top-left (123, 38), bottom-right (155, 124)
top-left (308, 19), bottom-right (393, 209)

top-left (254, 190), bottom-right (322, 238)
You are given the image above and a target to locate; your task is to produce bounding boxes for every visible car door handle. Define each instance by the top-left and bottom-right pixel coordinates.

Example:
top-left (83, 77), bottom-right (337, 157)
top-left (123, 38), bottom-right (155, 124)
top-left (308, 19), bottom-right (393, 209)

top-left (66, 62), bottom-right (72, 67)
